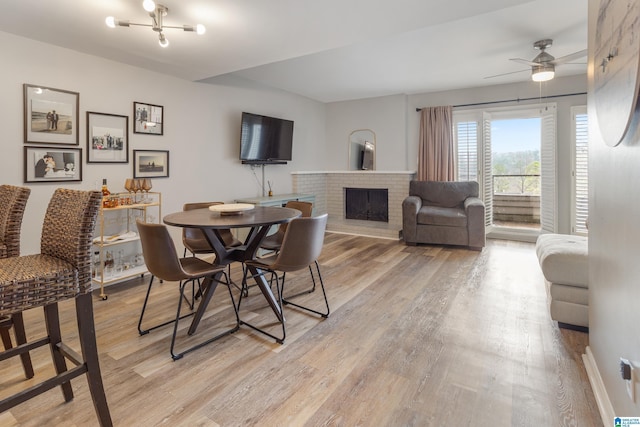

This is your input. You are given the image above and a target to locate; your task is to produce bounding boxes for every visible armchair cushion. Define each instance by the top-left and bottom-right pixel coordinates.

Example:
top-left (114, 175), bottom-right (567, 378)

top-left (417, 206), bottom-right (467, 227)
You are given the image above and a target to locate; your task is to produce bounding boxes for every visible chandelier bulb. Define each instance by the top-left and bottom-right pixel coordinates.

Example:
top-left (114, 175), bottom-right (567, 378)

top-left (196, 24), bottom-right (206, 35)
top-left (105, 16), bottom-right (116, 28)
top-left (143, 0), bottom-right (156, 12)
top-left (158, 34), bottom-right (169, 48)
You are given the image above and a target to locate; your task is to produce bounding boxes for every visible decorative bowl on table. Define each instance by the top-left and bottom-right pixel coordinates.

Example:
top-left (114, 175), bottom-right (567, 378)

top-left (208, 203), bottom-right (255, 215)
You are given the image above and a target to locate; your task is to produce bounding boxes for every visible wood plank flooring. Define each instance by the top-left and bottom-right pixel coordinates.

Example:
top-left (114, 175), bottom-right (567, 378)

top-left (0, 235), bottom-right (601, 426)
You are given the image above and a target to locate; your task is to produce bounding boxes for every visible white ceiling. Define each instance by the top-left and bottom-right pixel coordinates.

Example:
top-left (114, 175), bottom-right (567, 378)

top-left (0, 0), bottom-right (587, 103)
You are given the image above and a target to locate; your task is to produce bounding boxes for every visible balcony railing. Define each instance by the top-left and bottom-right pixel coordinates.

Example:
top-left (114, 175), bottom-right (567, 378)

top-left (492, 174), bottom-right (540, 195)
top-left (492, 174), bottom-right (540, 225)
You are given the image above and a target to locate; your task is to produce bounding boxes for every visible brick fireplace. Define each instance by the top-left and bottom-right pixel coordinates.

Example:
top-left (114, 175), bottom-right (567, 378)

top-left (292, 171), bottom-right (415, 239)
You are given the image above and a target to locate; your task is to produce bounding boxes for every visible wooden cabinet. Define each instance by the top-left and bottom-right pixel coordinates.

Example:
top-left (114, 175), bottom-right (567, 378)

top-left (92, 192), bottom-right (161, 300)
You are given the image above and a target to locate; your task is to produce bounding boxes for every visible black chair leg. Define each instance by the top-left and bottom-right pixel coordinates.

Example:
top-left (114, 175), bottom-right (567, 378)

top-left (43, 303), bottom-right (74, 402)
top-left (75, 293), bottom-right (113, 427)
top-left (238, 268), bottom-right (286, 344)
top-left (139, 275), bottom-right (195, 336)
top-left (282, 261), bottom-right (330, 318)
top-left (170, 272), bottom-right (240, 360)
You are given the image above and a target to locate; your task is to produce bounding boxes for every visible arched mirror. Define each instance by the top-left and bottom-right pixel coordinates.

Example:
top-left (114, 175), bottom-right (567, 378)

top-left (348, 129), bottom-right (376, 170)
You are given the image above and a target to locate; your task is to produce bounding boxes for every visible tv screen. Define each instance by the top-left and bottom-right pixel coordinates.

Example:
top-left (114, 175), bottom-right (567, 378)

top-left (240, 112), bottom-right (294, 164)
top-left (361, 141), bottom-right (374, 170)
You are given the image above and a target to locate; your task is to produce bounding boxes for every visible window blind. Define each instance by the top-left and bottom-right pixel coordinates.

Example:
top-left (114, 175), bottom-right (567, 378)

top-left (482, 112), bottom-right (493, 227)
top-left (572, 106), bottom-right (588, 235)
top-left (540, 105), bottom-right (557, 233)
top-left (455, 121), bottom-right (478, 182)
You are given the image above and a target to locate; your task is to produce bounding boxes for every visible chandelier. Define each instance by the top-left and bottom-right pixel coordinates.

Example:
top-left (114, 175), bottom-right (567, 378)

top-left (106, 0), bottom-right (205, 48)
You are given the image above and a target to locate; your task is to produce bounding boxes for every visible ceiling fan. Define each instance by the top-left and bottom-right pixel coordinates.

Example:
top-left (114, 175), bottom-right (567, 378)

top-left (487, 39), bottom-right (587, 82)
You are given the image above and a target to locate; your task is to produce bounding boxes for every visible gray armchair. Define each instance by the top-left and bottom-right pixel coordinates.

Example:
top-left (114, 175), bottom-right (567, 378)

top-left (402, 180), bottom-right (485, 250)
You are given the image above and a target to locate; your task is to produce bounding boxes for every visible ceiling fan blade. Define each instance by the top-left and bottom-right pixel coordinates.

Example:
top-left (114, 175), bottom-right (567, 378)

top-left (551, 49), bottom-right (587, 65)
top-left (484, 69), bottom-right (529, 79)
top-left (510, 57), bottom-right (538, 67)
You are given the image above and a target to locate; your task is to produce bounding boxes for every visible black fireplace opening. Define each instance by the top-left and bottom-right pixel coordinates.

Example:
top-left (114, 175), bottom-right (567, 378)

top-left (345, 188), bottom-right (388, 222)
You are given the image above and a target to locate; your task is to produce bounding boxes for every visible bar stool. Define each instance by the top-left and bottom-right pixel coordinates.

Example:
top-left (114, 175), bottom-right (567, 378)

top-left (0, 189), bottom-right (112, 426)
top-left (0, 184), bottom-right (33, 379)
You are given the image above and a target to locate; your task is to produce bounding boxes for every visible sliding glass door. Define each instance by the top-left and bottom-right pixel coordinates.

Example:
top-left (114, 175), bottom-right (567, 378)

top-left (453, 103), bottom-right (557, 237)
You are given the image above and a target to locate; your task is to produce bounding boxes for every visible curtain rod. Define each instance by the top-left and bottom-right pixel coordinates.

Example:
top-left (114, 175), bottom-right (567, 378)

top-left (415, 91), bottom-right (587, 112)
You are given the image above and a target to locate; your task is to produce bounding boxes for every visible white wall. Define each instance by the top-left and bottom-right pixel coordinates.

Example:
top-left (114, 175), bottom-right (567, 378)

top-left (0, 31), bottom-right (325, 254)
top-left (587, 0), bottom-right (640, 416)
top-left (325, 94), bottom-right (408, 170)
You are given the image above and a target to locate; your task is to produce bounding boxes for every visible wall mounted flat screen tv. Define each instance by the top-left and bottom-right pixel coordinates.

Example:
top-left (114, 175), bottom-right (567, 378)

top-left (239, 112), bottom-right (294, 164)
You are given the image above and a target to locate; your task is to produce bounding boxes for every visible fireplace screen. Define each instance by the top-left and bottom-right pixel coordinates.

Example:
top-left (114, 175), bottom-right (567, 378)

top-left (345, 188), bottom-right (388, 222)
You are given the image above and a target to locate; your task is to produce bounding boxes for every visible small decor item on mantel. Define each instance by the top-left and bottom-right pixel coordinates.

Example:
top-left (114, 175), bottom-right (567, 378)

top-left (268, 180), bottom-right (273, 197)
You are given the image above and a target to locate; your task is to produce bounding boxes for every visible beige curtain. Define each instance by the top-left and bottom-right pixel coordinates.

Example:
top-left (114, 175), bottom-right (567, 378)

top-left (418, 106), bottom-right (455, 181)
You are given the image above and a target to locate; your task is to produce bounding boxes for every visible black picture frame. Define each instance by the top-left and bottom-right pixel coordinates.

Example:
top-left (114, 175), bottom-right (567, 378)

top-left (24, 84), bottom-right (79, 145)
top-left (87, 111), bottom-right (129, 163)
top-left (133, 102), bottom-right (163, 135)
top-left (133, 149), bottom-right (169, 178)
top-left (24, 146), bottom-right (82, 183)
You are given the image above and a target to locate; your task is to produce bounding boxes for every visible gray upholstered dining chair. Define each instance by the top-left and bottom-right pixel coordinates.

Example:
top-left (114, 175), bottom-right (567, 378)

top-left (242, 200), bottom-right (314, 298)
top-left (0, 188), bottom-right (112, 427)
top-left (259, 200), bottom-right (313, 252)
top-left (239, 213), bottom-right (329, 344)
top-left (137, 220), bottom-right (240, 360)
top-left (182, 201), bottom-right (242, 256)
top-left (182, 201), bottom-right (243, 297)
top-left (0, 185), bottom-right (33, 379)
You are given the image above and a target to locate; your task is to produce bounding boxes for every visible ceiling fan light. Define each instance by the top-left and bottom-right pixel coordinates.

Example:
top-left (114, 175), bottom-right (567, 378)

top-left (532, 64), bottom-right (555, 82)
top-left (532, 70), bottom-right (554, 82)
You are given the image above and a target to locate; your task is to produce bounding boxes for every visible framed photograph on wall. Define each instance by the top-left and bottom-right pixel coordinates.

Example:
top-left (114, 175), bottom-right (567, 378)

top-left (133, 150), bottom-right (169, 178)
top-left (133, 101), bottom-right (163, 135)
top-left (87, 111), bottom-right (129, 163)
top-left (24, 84), bottom-right (79, 145)
top-left (24, 146), bottom-right (82, 183)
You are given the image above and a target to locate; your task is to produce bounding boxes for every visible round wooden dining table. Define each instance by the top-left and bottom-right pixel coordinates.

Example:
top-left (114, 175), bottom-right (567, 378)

top-left (163, 205), bottom-right (301, 334)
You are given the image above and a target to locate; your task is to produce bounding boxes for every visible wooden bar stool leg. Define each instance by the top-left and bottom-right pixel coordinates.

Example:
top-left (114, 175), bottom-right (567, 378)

top-left (11, 313), bottom-right (34, 379)
top-left (0, 322), bottom-right (12, 350)
top-left (44, 304), bottom-right (74, 402)
top-left (76, 293), bottom-right (113, 427)
top-left (0, 315), bottom-right (35, 379)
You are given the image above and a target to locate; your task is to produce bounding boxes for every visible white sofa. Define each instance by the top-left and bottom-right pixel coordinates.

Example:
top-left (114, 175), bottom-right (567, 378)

top-left (535, 234), bottom-right (588, 330)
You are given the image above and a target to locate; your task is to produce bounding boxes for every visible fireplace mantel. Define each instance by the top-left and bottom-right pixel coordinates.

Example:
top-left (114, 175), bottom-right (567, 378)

top-left (292, 171), bottom-right (416, 239)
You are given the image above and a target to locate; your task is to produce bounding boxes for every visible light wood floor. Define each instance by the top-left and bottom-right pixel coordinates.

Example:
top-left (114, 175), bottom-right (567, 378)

top-left (0, 235), bottom-right (601, 426)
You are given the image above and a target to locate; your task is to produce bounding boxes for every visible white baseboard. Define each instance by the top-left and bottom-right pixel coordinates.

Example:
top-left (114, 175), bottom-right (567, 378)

top-left (583, 346), bottom-right (615, 425)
